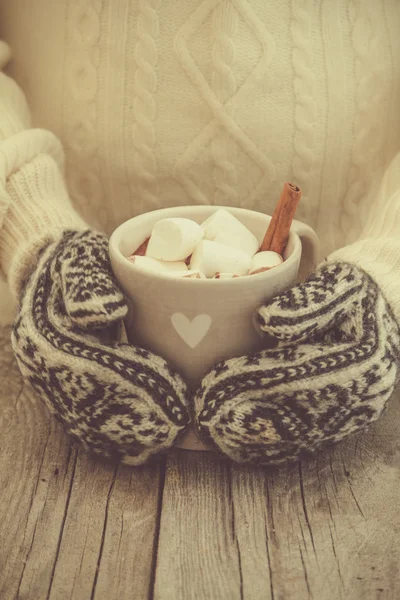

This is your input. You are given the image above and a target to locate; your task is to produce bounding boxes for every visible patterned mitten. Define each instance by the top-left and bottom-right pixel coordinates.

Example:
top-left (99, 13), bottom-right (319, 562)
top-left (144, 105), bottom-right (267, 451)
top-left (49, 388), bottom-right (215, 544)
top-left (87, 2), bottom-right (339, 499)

top-left (194, 262), bottom-right (400, 465)
top-left (194, 150), bottom-right (400, 466)
top-left (12, 229), bottom-right (189, 464)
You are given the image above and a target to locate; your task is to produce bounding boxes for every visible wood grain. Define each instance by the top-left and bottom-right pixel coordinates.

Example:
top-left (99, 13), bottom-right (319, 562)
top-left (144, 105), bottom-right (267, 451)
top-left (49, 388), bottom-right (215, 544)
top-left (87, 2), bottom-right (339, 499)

top-left (1, 322), bottom-right (400, 600)
top-left (153, 451), bottom-right (243, 600)
top-left (0, 326), bottom-right (162, 600)
top-left (155, 395), bottom-right (400, 600)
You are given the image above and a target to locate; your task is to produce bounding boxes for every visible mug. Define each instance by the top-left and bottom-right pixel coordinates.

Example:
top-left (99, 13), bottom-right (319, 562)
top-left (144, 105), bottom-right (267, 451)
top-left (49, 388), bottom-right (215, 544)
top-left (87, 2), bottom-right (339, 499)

top-left (109, 206), bottom-right (319, 450)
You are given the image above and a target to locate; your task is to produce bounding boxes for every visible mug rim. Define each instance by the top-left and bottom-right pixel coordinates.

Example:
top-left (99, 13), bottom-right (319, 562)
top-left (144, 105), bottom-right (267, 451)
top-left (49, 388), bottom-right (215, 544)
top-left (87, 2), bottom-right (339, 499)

top-left (109, 205), bottom-right (302, 286)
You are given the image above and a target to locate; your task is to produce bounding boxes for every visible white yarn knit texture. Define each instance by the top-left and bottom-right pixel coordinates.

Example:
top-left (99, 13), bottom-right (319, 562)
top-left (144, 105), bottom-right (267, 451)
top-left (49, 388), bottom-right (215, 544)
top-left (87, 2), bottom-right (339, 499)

top-left (1, 0), bottom-right (400, 324)
top-left (0, 1), bottom-right (399, 253)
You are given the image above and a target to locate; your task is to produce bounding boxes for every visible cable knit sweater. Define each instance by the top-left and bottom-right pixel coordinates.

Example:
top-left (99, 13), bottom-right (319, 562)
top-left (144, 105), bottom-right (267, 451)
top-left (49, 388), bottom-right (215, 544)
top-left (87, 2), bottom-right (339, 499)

top-left (0, 1), bottom-right (400, 322)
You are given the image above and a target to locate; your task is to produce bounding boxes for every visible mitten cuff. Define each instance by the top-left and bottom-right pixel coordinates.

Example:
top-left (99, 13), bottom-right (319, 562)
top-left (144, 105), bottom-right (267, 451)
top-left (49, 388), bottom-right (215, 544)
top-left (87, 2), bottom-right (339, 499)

top-left (328, 235), bottom-right (400, 326)
top-left (328, 196), bottom-right (400, 330)
top-left (0, 132), bottom-right (88, 297)
top-left (328, 151), bottom-right (400, 325)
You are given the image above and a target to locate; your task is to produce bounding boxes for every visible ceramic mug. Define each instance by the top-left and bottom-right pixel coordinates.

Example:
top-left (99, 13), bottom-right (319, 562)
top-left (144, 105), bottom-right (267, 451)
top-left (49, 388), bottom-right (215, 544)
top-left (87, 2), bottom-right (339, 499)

top-left (109, 206), bottom-right (319, 449)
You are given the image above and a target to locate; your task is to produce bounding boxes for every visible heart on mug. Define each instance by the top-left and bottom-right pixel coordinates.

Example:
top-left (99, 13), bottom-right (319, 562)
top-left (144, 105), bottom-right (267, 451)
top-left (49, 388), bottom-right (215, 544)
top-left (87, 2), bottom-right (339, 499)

top-left (171, 313), bottom-right (212, 348)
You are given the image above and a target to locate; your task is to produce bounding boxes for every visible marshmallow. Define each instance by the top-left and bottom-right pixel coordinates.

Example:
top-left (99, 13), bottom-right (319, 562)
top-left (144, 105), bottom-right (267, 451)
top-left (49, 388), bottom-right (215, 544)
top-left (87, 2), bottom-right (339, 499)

top-left (129, 255), bottom-right (188, 274)
top-left (190, 240), bottom-right (251, 277)
top-left (249, 251), bottom-right (283, 274)
top-left (146, 218), bottom-right (204, 261)
top-left (201, 209), bottom-right (259, 257)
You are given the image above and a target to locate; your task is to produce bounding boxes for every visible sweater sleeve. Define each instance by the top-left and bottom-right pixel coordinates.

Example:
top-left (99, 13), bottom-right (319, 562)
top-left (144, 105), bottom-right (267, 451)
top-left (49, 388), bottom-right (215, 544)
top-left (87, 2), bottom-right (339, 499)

top-left (0, 41), bottom-right (30, 139)
top-left (0, 41), bottom-right (87, 299)
top-left (329, 151), bottom-right (400, 324)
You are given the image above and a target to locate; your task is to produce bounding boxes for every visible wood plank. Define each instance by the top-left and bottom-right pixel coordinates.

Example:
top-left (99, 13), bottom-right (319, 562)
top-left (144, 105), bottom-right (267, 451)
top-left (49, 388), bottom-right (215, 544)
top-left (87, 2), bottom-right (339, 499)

top-left (229, 390), bottom-right (400, 600)
top-left (0, 325), bottom-right (162, 600)
top-left (2, 313), bottom-right (399, 600)
top-left (155, 387), bottom-right (400, 600)
top-left (47, 458), bottom-right (163, 600)
top-left (0, 325), bottom-right (73, 600)
top-left (153, 451), bottom-right (243, 600)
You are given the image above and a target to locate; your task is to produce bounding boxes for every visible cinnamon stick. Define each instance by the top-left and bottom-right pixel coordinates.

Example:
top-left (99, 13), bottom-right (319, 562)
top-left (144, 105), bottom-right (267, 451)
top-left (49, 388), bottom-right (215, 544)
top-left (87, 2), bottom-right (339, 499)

top-left (133, 236), bottom-right (150, 256)
top-left (260, 182), bottom-right (302, 255)
top-left (260, 184), bottom-right (288, 252)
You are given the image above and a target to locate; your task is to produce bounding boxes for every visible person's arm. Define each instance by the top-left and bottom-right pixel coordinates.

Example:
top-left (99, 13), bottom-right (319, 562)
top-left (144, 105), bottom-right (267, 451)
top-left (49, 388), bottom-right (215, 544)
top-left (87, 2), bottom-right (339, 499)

top-left (0, 42), bottom-right (190, 464)
top-left (0, 41), bottom-right (86, 296)
top-left (329, 152), bottom-right (400, 325)
top-left (0, 41), bottom-right (30, 137)
top-left (193, 154), bottom-right (400, 465)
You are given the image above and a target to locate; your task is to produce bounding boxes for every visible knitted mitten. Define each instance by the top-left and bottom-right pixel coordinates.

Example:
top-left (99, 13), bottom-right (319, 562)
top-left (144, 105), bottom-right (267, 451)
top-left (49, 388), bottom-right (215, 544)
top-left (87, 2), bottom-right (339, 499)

top-left (12, 229), bottom-right (189, 465)
top-left (194, 262), bottom-right (399, 464)
top-left (194, 155), bottom-right (400, 465)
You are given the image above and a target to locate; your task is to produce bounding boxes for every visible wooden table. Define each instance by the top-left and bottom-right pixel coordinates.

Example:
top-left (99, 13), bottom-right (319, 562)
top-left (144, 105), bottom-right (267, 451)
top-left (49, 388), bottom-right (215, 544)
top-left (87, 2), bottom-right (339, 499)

top-left (1, 324), bottom-right (399, 600)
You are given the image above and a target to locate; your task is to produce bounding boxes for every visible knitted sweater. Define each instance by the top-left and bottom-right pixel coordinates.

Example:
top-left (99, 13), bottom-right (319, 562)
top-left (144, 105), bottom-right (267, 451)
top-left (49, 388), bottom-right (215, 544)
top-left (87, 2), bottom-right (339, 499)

top-left (0, 1), bottom-right (400, 323)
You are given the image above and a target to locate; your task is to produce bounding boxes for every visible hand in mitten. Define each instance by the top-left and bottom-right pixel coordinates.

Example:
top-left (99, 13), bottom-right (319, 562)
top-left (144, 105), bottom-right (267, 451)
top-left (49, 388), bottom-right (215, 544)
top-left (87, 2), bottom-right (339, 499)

top-left (194, 261), bottom-right (400, 465)
top-left (0, 98), bottom-right (189, 463)
top-left (12, 229), bottom-right (189, 464)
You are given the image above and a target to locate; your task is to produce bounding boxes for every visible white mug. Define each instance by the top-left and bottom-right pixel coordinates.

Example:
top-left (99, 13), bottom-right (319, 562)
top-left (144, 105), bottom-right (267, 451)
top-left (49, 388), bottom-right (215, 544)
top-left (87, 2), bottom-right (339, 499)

top-left (109, 206), bottom-right (319, 450)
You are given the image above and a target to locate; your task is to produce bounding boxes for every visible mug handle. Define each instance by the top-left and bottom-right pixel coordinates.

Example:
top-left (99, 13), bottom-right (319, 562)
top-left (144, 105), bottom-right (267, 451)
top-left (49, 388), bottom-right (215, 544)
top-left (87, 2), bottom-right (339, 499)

top-left (291, 219), bottom-right (320, 281)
